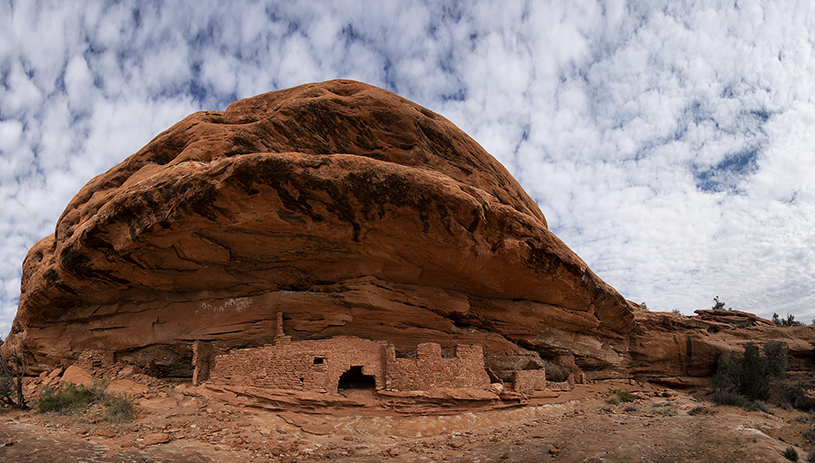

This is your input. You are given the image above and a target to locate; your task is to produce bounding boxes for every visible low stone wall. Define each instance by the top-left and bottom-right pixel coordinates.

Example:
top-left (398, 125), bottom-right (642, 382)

top-left (207, 336), bottom-right (387, 394)
top-left (513, 369), bottom-right (547, 392)
top-left (384, 343), bottom-right (491, 391)
top-left (205, 333), bottom-right (505, 396)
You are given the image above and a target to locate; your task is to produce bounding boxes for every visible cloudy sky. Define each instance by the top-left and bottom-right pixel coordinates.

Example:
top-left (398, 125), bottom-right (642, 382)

top-left (1, 0), bottom-right (814, 336)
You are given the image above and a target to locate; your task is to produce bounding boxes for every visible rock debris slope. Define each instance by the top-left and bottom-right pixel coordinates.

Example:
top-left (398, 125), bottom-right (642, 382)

top-left (10, 79), bottom-right (636, 378)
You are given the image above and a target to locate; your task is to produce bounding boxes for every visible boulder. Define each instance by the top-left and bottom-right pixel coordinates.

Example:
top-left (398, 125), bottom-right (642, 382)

top-left (141, 433), bottom-right (171, 446)
top-left (9, 79), bottom-right (636, 376)
top-left (60, 365), bottom-right (93, 387)
top-left (138, 397), bottom-right (178, 410)
top-left (106, 379), bottom-right (148, 397)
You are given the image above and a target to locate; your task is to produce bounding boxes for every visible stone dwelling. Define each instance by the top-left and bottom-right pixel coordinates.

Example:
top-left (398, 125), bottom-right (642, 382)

top-left (195, 313), bottom-right (549, 396)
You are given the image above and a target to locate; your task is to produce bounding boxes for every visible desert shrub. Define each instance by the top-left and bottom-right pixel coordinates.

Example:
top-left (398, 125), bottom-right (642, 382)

top-left (611, 389), bottom-right (636, 403)
top-left (763, 341), bottom-right (790, 378)
top-left (802, 427), bottom-right (815, 443)
top-left (712, 296), bottom-right (727, 311)
top-left (773, 313), bottom-right (805, 327)
top-left (38, 381), bottom-right (133, 422)
top-left (543, 360), bottom-right (571, 383)
top-left (714, 341), bottom-right (785, 405)
top-left (0, 340), bottom-right (27, 409)
top-left (623, 405), bottom-right (637, 412)
top-left (743, 400), bottom-right (770, 413)
top-left (648, 403), bottom-right (677, 416)
top-left (713, 389), bottom-right (747, 407)
top-left (38, 383), bottom-right (99, 413)
top-left (739, 343), bottom-right (770, 401)
top-left (808, 451), bottom-right (815, 462)
top-left (777, 382), bottom-right (815, 412)
top-left (688, 406), bottom-right (711, 416)
top-left (103, 394), bottom-right (135, 422)
top-left (713, 353), bottom-right (742, 391)
top-left (783, 446), bottom-right (799, 461)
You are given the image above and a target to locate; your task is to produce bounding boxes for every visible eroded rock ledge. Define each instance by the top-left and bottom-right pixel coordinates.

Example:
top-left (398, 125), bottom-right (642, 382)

top-left (7, 79), bottom-right (637, 379)
top-left (18, 79), bottom-right (813, 388)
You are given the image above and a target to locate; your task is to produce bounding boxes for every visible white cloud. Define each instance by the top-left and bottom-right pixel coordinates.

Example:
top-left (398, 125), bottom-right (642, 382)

top-left (2, 0), bottom-right (815, 337)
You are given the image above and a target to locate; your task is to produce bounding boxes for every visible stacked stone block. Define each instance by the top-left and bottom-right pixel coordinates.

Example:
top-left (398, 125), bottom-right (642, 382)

top-left (207, 336), bottom-right (386, 394)
top-left (383, 343), bottom-right (491, 391)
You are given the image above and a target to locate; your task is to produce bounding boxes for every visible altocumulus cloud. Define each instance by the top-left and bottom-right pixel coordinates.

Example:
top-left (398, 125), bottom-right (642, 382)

top-left (1, 0), bottom-right (814, 336)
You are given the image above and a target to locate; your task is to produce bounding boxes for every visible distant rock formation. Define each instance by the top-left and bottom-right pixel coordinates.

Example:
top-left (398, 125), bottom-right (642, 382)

top-left (7, 79), bottom-right (636, 379)
top-left (629, 309), bottom-right (815, 383)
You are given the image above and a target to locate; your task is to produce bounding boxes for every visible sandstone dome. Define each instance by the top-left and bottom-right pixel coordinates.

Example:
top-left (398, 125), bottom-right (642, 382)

top-left (10, 80), bottom-right (635, 378)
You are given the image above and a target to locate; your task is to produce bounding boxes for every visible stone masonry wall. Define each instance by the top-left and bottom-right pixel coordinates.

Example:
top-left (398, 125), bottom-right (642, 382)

top-left (207, 336), bottom-right (387, 394)
top-left (207, 334), bottom-right (495, 395)
top-left (513, 369), bottom-right (547, 392)
top-left (383, 343), bottom-right (491, 391)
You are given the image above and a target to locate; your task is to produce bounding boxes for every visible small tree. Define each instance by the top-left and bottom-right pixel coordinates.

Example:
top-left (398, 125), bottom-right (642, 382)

top-left (712, 296), bottom-right (727, 311)
top-left (763, 341), bottom-right (789, 378)
top-left (739, 343), bottom-right (770, 401)
top-left (773, 313), bottom-right (804, 327)
top-left (0, 339), bottom-right (27, 409)
top-left (714, 340), bottom-right (784, 405)
top-left (713, 352), bottom-right (741, 392)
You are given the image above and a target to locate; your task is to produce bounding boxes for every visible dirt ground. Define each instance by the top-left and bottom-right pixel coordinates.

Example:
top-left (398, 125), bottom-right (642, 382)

top-left (1, 379), bottom-right (813, 463)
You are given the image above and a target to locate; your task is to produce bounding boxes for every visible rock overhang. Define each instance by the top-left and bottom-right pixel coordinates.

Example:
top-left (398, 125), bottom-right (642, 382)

top-left (9, 79), bottom-right (636, 373)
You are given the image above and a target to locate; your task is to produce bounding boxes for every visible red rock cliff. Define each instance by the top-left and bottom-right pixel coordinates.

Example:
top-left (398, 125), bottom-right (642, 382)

top-left (9, 80), bottom-right (636, 378)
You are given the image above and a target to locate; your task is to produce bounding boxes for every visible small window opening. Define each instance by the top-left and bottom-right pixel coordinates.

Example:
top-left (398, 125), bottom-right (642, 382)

top-left (338, 366), bottom-right (376, 390)
top-left (313, 357), bottom-right (326, 365)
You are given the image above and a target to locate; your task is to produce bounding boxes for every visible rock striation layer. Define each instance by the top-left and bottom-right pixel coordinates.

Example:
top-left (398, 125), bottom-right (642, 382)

top-left (11, 80), bottom-right (638, 377)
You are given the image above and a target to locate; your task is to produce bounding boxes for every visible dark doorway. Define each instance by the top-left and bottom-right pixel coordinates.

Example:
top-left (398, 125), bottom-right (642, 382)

top-left (337, 366), bottom-right (376, 390)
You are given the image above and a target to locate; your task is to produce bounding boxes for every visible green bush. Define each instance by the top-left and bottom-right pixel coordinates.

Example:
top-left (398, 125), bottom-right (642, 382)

top-left (712, 390), bottom-right (747, 407)
top-left (743, 400), bottom-right (770, 413)
top-left (648, 403), bottom-right (677, 416)
top-left (712, 296), bottom-right (728, 311)
top-left (37, 381), bottom-right (134, 422)
top-left (688, 406), bottom-right (711, 416)
top-left (103, 394), bottom-right (134, 422)
top-left (773, 313), bottom-right (805, 327)
top-left (714, 341), bottom-right (786, 405)
top-left (37, 383), bottom-right (99, 413)
top-left (739, 343), bottom-right (770, 401)
top-left (777, 382), bottom-right (815, 412)
top-left (713, 353), bottom-right (741, 392)
top-left (783, 446), bottom-right (798, 461)
top-left (763, 341), bottom-right (789, 378)
top-left (611, 389), bottom-right (636, 403)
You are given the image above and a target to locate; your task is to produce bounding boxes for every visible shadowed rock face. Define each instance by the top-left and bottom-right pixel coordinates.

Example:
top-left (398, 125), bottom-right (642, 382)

top-left (10, 80), bottom-right (636, 377)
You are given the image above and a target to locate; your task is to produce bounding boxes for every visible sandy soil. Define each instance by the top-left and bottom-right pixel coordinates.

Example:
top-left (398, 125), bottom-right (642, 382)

top-left (1, 379), bottom-right (813, 463)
